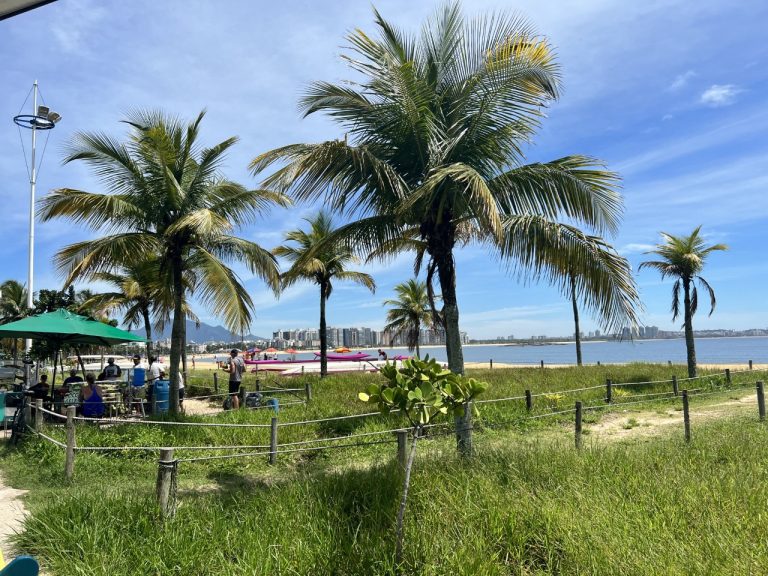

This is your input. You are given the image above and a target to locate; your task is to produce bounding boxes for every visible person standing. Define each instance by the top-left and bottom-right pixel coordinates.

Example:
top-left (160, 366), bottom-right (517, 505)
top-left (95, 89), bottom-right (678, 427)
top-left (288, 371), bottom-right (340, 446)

top-left (223, 348), bottom-right (245, 409)
top-left (146, 356), bottom-right (161, 410)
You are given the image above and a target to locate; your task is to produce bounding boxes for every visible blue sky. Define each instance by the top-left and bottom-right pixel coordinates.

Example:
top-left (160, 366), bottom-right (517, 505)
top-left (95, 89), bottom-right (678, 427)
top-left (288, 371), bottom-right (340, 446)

top-left (1, 0), bottom-right (766, 339)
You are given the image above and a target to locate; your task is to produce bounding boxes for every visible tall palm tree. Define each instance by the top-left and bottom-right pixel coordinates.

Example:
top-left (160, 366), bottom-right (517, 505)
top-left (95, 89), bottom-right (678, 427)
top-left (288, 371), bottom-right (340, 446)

top-left (274, 211), bottom-right (375, 377)
top-left (383, 279), bottom-right (433, 357)
top-left (39, 110), bottom-right (288, 412)
top-left (640, 226), bottom-right (727, 378)
top-left (251, 2), bottom-right (640, 374)
top-left (0, 280), bottom-right (30, 363)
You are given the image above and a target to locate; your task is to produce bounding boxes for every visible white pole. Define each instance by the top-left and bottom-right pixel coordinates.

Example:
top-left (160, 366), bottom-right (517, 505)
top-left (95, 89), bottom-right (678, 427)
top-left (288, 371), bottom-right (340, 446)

top-left (26, 80), bottom-right (38, 354)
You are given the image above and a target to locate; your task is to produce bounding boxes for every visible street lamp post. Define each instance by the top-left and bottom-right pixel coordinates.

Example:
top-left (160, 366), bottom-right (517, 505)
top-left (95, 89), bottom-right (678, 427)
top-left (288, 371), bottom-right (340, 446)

top-left (13, 80), bottom-right (61, 382)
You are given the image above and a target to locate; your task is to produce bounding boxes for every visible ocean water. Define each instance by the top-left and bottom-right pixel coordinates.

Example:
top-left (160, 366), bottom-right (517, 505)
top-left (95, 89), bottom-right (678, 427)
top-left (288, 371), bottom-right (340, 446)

top-left (199, 336), bottom-right (768, 366)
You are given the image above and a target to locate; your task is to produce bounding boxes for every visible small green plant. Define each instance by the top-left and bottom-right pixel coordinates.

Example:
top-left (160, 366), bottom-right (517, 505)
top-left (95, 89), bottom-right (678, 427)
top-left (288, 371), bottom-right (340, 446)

top-left (623, 417), bottom-right (639, 430)
top-left (359, 356), bottom-right (488, 567)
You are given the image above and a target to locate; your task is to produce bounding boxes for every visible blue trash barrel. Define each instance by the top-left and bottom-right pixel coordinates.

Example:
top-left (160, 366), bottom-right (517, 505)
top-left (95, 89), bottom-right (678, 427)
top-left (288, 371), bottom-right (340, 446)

top-left (131, 367), bottom-right (145, 387)
top-left (266, 397), bottom-right (279, 414)
top-left (153, 379), bottom-right (170, 413)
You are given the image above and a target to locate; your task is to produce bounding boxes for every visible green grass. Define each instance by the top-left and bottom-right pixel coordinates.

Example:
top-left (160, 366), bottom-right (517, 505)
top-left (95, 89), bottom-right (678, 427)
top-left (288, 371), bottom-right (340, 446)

top-left (3, 363), bottom-right (768, 575)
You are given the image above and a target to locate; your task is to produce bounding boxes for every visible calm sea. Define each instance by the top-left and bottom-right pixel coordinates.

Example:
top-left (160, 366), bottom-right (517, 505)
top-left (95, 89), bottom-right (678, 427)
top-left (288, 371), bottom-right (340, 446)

top-left (201, 336), bottom-right (768, 365)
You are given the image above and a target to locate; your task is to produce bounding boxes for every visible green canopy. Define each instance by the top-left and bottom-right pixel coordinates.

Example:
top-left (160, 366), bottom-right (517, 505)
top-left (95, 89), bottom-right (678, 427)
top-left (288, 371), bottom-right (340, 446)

top-left (0, 308), bottom-right (145, 346)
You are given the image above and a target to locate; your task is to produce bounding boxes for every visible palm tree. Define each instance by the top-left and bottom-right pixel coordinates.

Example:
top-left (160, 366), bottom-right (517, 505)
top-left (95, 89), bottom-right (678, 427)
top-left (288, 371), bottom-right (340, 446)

top-left (0, 280), bottom-right (30, 363)
top-left (274, 211), bottom-right (375, 377)
top-left (383, 279), bottom-right (433, 357)
top-left (640, 226), bottom-right (727, 378)
top-left (251, 2), bottom-right (640, 375)
top-left (39, 110), bottom-right (288, 412)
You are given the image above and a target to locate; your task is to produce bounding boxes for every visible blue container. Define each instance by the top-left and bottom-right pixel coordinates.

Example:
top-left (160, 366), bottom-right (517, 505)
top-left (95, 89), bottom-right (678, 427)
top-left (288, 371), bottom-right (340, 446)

top-left (131, 367), bottom-right (145, 387)
top-left (266, 397), bottom-right (279, 414)
top-left (153, 379), bottom-right (170, 413)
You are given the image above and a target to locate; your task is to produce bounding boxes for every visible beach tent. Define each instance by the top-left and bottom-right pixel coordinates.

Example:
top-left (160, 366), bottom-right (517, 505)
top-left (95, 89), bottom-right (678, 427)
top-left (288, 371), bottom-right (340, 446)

top-left (0, 308), bottom-right (145, 391)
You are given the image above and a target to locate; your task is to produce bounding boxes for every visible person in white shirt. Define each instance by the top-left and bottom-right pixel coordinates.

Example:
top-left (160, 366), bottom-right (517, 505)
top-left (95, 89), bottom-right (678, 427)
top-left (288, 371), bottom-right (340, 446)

top-left (146, 356), bottom-right (161, 409)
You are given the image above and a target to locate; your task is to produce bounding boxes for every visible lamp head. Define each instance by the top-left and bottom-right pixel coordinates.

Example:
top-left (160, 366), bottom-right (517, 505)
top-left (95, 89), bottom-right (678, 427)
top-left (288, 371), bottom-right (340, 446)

top-left (47, 111), bottom-right (61, 124)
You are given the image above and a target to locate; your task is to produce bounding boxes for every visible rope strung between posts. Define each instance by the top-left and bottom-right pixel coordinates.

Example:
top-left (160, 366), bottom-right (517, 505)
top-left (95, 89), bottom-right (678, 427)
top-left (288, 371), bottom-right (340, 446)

top-left (71, 415), bottom-right (271, 428)
top-left (277, 410), bottom-right (398, 427)
top-left (176, 438), bottom-right (397, 463)
top-left (26, 425), bottom-right (67, 448)
top-left (38, 407), bottom-right (67, 420)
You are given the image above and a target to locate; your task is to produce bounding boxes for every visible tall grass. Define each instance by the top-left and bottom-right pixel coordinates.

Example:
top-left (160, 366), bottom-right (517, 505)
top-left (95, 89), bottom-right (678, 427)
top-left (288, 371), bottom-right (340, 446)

top-left (3, 364), bottom-right (767, 574)
top-left (6, 416), bottom-right (768, 575)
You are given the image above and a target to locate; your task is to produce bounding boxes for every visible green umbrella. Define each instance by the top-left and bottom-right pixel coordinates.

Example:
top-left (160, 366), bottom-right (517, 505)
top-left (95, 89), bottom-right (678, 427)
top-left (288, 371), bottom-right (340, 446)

top-left (0, 308), bottom-right (145, 391)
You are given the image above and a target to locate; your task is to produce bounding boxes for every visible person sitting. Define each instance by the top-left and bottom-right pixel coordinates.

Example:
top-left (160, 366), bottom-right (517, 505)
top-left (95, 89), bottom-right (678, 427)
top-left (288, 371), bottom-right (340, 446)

top-left (80, 373), bottom-right (105, 418)
top-left (25, 374), bottom-right (50, 400)
top-left (378, 349), bottom-right (388, 361)
top-left (62, 369), bottom-right (83, 388)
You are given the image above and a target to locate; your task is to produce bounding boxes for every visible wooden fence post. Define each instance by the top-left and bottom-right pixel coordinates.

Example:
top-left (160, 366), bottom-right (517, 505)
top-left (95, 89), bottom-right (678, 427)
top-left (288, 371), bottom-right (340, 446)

top-left (525, 389), bottom-right (532, 412)
top-left (255, 379), bottom-right (261, 392)
top-left (34, 398), bottom-right (42, 431)
top-left (269, 416), bottom-right (278, 465)
top-left (240, 385), bottom-right (247, 408)
top-left (756, 381), bottom-right (765, 422)
top-left (24, 396), bottom-right (32, 424)
top-left (597, 361), bottom-right (601, 366)
top-left (540, 360), bottom-right (544, 369)
top-left (456, 401), bottom-right (473, 457)
top-left (682, 389), bottom-right (691, 443)
top-left (213, 372), bottom-right (218, 392)
top-left (156, 448), bottom-right (176, 518)
top-left (575, 401), bottom-right (583, 449)
top-left (65, 406), bottom-right (76, 480)
top-left (304, 380), bottom-right (312, 402)
top-left (396, 430), bottom-right (408, 469)
top-left (749, 360), bottom-right (753, 370)
top-left (605, 379), bottom-right (613, 404)
top-left (725, 368), bottom-right (731, 384)
top-left (672, 375), bottom-right (678, 397)
top-left (489, 359), bottom-right (493, 370)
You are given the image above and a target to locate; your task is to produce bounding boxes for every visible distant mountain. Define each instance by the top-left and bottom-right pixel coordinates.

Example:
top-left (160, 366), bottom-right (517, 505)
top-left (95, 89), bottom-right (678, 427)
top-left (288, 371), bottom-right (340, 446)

top-left (131, 320), bottom-right (266, 343)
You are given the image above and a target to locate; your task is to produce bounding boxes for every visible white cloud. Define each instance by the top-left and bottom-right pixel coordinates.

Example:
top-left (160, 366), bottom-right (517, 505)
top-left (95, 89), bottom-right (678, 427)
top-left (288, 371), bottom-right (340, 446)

top-left (668, 70), bottom-right (696, 91)
top-left (618, 243), bottom-right (655, 255)
top-left (700, 84), bottom-right (742, 107)
top-left (49, 0), bottom-right (107, 54)
top-left (661, 114), bottom-right (674, 121)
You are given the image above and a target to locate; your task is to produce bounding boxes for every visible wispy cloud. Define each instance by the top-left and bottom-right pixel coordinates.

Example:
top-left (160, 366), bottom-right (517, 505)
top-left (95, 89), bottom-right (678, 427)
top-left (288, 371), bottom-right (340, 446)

top-left (49, 0), bottom-right (107, 54)
top-left (700, 84), bottom-right (742, 107)
top-left (668, 70), bottom-right (696, 91)
top-left (619, 243), bottom-right (655, 255)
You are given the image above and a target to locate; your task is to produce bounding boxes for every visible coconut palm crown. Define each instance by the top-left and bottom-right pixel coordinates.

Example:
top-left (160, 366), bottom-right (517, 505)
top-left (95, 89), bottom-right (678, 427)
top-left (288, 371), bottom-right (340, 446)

top-left (251, 2), bottom-right (640, 374)
top-left (38, 110), bottom-right (289, 411)
top-left (274, 210), bottom-right (375, 377)
top-left (640, 226), bottom-right (727, 377)
top-left (383, 279), bottom-right (434, 357)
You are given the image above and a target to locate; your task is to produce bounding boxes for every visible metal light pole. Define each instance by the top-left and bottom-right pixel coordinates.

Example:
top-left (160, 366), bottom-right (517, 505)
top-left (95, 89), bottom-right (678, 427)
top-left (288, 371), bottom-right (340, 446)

top-left (13, 81), bottom-right (61, 382)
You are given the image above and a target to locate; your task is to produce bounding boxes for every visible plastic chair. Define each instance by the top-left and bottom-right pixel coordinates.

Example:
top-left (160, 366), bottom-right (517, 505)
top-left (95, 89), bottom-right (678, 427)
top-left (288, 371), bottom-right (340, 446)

top-left (0, 555), bottom-right (39, 576)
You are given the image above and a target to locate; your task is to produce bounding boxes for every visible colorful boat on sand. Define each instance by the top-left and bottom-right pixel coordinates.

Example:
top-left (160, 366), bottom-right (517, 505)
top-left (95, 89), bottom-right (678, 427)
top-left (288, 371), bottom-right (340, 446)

top-left (314, 352), bottom-right (372, 361)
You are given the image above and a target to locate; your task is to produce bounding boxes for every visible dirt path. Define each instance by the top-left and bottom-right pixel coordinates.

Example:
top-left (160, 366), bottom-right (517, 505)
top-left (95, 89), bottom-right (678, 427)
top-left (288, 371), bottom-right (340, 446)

top-left (587, 392), bottom-right (757, 441)
top-left (0, 468), bottom-right (28, 562)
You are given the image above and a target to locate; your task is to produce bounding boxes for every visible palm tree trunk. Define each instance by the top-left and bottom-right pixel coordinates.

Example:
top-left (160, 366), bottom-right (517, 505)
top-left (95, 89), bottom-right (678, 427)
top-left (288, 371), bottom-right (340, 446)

top-left (142, 305), bottom-right (154, 360)
top-left (319, 282), bottom-right (328, 378)
top-left (683, 277), bottom-right (697, 378)
top-left (570, 274), bottom-right (583, 367)
top-left (168, 257), bottom-right (184, 414)
top-left (415, 320), bottom-right (420, 358)
top-left (434, 250), bottom-right (464, 375)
